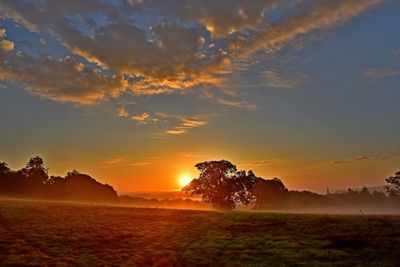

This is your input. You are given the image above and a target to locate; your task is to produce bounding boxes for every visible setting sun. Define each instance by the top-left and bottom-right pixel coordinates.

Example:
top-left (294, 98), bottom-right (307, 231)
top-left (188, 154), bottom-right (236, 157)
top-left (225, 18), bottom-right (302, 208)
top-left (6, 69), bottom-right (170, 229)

top-left (178, 174), bottom-right (192, 187)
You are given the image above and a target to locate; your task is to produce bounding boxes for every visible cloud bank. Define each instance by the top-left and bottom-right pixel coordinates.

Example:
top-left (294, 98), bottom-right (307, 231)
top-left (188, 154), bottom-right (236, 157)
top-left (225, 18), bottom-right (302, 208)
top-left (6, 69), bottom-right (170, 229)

top-left (0, 0), bottom-right (383, 105)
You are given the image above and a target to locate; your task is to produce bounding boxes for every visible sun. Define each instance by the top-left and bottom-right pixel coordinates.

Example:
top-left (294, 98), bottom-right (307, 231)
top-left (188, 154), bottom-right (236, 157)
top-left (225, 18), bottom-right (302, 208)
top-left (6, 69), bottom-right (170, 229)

top-left (178, 174), bottom-right (192, 187)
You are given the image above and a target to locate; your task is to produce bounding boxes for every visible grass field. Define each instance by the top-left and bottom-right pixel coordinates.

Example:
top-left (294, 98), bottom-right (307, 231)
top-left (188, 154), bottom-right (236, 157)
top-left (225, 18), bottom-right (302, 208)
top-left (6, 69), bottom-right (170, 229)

top-left (0, 199), bottom-right (400, 266)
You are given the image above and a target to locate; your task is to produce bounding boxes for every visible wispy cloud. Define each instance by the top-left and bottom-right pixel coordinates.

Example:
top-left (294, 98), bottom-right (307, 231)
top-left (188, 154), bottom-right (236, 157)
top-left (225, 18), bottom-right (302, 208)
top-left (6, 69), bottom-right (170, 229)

top-left (165, 128), bottom-right (188, 135)
top-left (364, 67), bottom-right (400, 80)
top-left (333, 153), bottom-right (396, 164)
top-left (394, 47), bottom-right (400, 61)
top-left (364, 47), bottom-right (400, 80)
top-left (128, 161), bottom-right (155, 167)
top-left (131, 112), bottom-right (159, 125)
top-left (180, 117), bottom-right (207, 128)
top-left (239, 159), bottom-right (286, 167)
top-left (263, 69), bottom-right (307, 88)
top-left (218, 99), bottom-right (257, 111)
top-left (181, 153), bottom-right (209, 158)
top-left (101, 157), bottom-right (127, 165)
top-left (165, 116), bottom-right (208, 135)
top-left (313, 153), bottom-right (399, 168)
top-left (116, 110), bottom-right (212, 136)
top-left (101, 157), bottom-right (156, 168)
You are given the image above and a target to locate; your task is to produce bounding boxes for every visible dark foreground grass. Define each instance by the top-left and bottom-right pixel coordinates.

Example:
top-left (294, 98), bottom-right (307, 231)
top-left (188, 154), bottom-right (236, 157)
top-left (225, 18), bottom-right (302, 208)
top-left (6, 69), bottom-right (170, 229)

top-left (0, 199), bottom-right (400, 266)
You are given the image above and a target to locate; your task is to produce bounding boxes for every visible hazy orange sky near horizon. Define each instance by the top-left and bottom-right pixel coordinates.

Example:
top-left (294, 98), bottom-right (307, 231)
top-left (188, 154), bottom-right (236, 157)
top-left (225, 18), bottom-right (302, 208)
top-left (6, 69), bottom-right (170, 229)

top-left (3, 149), bottom-right (399, 194)
top-left (1, 0), bottom-right (400, 193)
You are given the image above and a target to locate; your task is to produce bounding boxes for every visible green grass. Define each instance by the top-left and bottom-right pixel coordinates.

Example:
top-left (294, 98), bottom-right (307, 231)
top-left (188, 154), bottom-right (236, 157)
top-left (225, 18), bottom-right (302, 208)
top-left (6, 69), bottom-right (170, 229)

top-left (1, 199), bottom-right (400, 266)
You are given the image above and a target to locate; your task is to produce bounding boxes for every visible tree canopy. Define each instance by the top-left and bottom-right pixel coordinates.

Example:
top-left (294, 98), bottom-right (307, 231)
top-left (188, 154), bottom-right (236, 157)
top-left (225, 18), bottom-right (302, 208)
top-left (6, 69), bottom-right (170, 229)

top-left (386, 170), bottom-right (400, 196)
top-left (0, 162), bottom-right (10, 174)
top-left (252, 177), bottom-right (288, 209)
top-left (182, 160), bottom-right (257, 210)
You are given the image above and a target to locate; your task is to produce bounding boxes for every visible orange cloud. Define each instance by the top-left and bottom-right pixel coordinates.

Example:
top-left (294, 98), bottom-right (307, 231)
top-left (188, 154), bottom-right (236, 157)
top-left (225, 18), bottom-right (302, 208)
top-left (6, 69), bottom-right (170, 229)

top-left (117, 107), bottom-right (129, 118)
top-left (0, 53), bottom-right (127, 104)
top-left (0, 0), bottom-right (383, 105)
top-left (165, 116), bottom-right (208, 135)
top-left (229, 0), bottom-right (383, 56)
top-left (0, 28), bottom-right (14, 52)
top-left (131, 112), bottom-right (159, 125)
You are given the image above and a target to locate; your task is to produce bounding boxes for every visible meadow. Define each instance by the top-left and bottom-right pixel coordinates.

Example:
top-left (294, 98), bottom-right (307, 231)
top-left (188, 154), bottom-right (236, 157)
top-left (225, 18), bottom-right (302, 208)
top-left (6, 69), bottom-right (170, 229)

top-left (0, 199), bottom-right (400, 266)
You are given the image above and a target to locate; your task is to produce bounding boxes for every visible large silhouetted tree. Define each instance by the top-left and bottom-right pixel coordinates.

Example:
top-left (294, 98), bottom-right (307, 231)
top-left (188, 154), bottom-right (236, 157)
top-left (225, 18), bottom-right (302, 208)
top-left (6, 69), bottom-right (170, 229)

top-left (386, 170), bottom-right (400, 196)
top-left (182, 160), bottom-right (257, 210)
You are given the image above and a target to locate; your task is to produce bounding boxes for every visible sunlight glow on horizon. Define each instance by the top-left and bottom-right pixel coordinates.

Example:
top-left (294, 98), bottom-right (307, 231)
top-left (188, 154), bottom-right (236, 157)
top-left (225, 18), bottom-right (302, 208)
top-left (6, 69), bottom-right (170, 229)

top-left (178, 174), bottom-right (192, 188)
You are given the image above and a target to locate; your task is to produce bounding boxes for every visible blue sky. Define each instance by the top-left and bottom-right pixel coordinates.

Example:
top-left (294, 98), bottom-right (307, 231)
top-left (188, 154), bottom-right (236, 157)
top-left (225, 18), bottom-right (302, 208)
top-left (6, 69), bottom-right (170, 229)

top-left (0, 0), bottom-right (399, 192)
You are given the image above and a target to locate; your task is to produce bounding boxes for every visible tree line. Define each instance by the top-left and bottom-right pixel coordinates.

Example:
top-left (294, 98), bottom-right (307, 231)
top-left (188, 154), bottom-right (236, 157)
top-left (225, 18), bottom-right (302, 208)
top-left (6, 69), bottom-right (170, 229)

top-left (0, 156), bottom-right (118, 202)
top-left (183, 160), bottom-right (400, 211)
top-left (1, 157), bottom-right (399, 211)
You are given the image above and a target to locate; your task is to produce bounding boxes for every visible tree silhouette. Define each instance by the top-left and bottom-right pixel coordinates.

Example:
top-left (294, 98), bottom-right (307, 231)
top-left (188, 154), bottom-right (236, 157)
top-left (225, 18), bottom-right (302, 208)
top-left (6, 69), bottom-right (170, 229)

top-left (0, 162), bottom-right (12, 193)
top-left (61, 170), bottom-right (118, 201)
top-left (0, 162), bottom-right (10, 174)
top-left (252, 177), bottom-right (288, 209)
top-left (360, 186), bottom-right (370, 195)
top-left (22, 156), bottom-right (49, 190)
top-left (26, 156), bottom-right (46, 172)
top-left (182, 160), bottom-right (257, 210)
top-left (386, 170), bottom-right (400, 196)
top-left (0, 156), bottom-right (118, 202)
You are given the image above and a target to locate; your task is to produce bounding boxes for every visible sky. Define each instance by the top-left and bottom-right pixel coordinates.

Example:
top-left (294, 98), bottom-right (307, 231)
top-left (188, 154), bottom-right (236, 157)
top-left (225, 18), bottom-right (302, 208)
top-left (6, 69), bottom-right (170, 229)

top-left (0, 0), bottom-right (399, 193)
